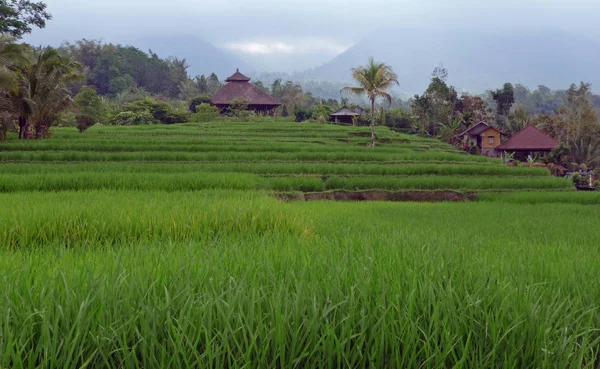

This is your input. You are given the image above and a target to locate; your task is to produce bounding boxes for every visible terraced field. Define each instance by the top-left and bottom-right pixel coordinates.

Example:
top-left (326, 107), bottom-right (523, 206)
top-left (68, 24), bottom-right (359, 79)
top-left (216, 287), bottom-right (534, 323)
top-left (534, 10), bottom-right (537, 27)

top-left (0, 122), bottom-right (572, 193)
top-left (2, 122), bottom-right (599, 369)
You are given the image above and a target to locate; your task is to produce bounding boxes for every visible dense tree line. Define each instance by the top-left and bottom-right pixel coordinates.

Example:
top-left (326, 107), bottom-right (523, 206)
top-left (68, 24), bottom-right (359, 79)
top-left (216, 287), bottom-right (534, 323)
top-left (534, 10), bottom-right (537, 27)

top-left (60, 40), bottom-right (189, 98)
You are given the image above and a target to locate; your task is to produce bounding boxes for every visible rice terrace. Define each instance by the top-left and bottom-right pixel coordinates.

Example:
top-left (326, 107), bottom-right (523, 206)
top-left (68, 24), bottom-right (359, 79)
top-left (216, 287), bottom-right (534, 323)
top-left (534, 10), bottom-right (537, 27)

top-left (1, 121), bottom-right (600, 368)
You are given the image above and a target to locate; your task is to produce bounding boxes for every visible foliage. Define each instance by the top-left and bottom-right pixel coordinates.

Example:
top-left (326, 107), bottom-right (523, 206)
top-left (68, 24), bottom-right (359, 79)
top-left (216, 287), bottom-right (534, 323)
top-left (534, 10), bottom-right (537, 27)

top-left (0, 0), bottom-right (51, 37)
top-left (110, 110), bottom-right (154, 126)
top-left (411, 67), bottom-right (461, 138)
top-left (491, 82), bottom-right (515, 127)
top-left (74, 86), bottom-right (105, 123)
top-left (75, 114), bottom-right (94, 133)
top-left (190, 103), bottom-right (218, 122)
top-left (108, 74), bottom-right (134, 95)
top-left (189, 94), bottom-right (212, 113)
top-left (61, 40), bottom-right (188, 98)
top-left (3, 47), bottom-right (82, 139)
top-left (272, 80), bottom-right (304, 117)
top-left (310, 104), bottom-right (333, 121)
top-left (114, 97), bottom-right (189, 125)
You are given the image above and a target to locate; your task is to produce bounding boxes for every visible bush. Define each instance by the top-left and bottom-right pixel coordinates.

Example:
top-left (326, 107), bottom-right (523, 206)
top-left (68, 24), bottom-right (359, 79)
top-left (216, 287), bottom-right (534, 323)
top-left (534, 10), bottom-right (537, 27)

top-left (189, 94), bottom-right (212, 113)
top-left (310, 105), bottom-right (333, 121)
top-left (76, 115), bottom-right (95, 133)
top-left (190, 103), bottom-right (219, 122)
top-left (294, 108), bottom-right (311, 122)
top-left (116, 98), bottom-right (189, 124)
top-left (227, 98), bottom-right (249, 118)
top-left (110, 111), bottom-right (155, 126)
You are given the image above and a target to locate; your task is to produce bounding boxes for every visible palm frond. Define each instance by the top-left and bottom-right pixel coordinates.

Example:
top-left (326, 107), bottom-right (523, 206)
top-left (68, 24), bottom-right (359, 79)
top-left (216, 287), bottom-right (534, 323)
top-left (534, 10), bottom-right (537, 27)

top-left (340, 86), bottom-right (366, 97)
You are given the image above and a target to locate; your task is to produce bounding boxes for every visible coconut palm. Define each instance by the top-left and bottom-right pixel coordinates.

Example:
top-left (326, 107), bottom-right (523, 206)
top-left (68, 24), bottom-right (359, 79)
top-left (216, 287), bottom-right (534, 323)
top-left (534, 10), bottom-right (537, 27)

top-left (5, 48), bottom-right (81, 138)
top-left (341, 58), bottom-right (399, 146)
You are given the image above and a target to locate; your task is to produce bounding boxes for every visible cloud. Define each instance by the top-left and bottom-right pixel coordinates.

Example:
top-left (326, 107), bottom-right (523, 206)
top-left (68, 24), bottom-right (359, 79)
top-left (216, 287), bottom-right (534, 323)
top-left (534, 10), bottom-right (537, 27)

top-left (222, 38), bottom-right (350, 56)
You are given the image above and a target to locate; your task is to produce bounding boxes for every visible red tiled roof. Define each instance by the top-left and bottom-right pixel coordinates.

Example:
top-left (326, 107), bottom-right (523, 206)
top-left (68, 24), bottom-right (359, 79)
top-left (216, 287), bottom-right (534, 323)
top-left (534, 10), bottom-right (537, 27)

top-left (496, 125), bottom-right (559, 151)
top-left (212, 70), bottom-right (280, 106)
top-left (225, 69), bottom-right (251, 82)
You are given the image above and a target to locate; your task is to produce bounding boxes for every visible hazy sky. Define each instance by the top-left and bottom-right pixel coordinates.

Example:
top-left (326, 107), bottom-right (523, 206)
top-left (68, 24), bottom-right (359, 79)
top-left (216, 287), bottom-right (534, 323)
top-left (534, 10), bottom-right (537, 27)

top-left (24, 0), bottom-right (600, 71)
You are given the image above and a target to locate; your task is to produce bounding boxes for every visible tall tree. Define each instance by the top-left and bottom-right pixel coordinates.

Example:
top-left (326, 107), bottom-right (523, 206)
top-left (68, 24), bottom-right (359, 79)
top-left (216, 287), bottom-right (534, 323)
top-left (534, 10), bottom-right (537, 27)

top-left (341, 57), bottom-right (399, 147)
top-left (410, 66), bottom-right (458, 137)
top-left (491, 83), bottom-right (515, 128)
top-left (0, 0), bottom-right (51, 37)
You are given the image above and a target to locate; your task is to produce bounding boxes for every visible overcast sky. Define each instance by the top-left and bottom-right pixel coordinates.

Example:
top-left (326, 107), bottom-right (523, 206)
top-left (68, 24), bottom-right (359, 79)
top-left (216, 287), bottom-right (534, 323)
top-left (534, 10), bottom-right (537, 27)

top-left (24, 0), bottom-right (600, 71)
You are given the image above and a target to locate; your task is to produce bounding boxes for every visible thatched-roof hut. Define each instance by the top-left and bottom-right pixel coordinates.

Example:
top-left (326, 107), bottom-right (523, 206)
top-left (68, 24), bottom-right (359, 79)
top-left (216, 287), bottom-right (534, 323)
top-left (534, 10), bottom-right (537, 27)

top-left (330, 107), bottom-right (361, 124)
top-left (212, 69), bottom-right (280, 115)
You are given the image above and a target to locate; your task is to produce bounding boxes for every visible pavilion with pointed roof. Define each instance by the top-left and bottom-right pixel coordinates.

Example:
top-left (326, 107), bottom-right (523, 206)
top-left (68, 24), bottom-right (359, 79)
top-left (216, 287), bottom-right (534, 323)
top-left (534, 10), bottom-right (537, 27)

top-left (212, 69), bottom-right (281, 115)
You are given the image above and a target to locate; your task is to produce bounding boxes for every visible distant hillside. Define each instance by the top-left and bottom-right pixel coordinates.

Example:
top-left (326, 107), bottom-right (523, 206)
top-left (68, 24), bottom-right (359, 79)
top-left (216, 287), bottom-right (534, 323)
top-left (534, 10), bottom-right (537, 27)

top-left (132, 36), bottom-right (252, 79)
top-left (301, 29), bottom-right (600, 93)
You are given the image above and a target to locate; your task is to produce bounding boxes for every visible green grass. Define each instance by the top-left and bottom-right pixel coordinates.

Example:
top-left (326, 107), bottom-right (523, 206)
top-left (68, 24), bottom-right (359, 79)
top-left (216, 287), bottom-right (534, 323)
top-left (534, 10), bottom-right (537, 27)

top-left (0, 122), bottom-right (595, 368)
top-left (0, 173), bottom-right (570, 192)
top-left (478, 190), bottom-right (600, 204)
top-left (1, 192), bottom-right (599, 368)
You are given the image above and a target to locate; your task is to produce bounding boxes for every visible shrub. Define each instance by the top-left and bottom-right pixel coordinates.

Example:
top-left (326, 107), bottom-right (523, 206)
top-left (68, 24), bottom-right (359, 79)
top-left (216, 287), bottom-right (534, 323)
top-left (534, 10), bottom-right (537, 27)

top-left (190, 103), bottom-right (219, 122)
top-left (76, 115), bottom-right (95, 133)
top-left (110, 111), bottom-right (154, 126)
top-left (116, 98), bottom-right (189, 124)
top-left (310, 105), bottom-right (333, 121)
top-left (227, 98), bottom-right (249, 118)
top-left (189, 94), bottom-right (212, 113)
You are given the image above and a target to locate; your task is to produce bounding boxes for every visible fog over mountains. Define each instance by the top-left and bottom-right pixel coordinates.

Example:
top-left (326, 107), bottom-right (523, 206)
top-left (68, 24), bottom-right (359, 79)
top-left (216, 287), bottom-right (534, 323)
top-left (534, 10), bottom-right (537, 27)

top-left (132, 28), bottom-right (600, 94)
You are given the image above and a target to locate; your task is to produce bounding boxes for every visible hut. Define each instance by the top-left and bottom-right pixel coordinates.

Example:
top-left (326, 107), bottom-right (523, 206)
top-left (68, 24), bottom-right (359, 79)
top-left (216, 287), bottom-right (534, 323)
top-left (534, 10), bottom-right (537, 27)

top-left (496, 125), bottom-right (559, 160)
top-left (459, 122), bottom-right (503, 156)
top-left (330, 107), bottom-right (361, 124)
top-left (212, 69), bottom-right (281, 115)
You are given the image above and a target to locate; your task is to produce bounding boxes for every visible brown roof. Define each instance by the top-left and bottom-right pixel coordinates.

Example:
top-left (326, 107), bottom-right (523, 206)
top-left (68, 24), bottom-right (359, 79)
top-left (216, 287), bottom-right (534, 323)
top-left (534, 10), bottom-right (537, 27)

top-left (225, 69), bottom-right (251, 82)
top-left (212, 69), bottom-right (280, 107)
top-left (496, 125), bottom-right (559, 151)
top-left (459, 122), bottom-right (503, 137)
top-left (331, 107), bottom-right (360, 116)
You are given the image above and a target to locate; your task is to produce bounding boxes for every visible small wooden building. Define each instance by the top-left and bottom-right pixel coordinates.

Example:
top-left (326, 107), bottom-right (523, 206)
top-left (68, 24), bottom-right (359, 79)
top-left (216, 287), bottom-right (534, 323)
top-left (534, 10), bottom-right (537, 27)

top-left (330, 107), bottom-right (361, 124)
top-left (212, 69), bottom-right (281, 115)
top-left (496, 125), bottom-right (559, 160)
top-left (459, 122), bottom-right (503, 156)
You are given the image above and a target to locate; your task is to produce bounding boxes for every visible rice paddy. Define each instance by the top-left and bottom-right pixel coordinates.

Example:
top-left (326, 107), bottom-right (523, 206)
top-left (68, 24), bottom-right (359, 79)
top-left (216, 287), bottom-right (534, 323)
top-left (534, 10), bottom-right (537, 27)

top-left (1, 122), bottom-right (598, 368)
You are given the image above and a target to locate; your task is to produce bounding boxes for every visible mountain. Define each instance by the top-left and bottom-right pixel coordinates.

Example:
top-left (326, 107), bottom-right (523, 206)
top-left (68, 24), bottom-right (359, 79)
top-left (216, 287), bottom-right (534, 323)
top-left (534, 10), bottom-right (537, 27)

top-left (131, 36), bottom-right (252, 79)
top-left (302, 29), bottom-right (600, 93)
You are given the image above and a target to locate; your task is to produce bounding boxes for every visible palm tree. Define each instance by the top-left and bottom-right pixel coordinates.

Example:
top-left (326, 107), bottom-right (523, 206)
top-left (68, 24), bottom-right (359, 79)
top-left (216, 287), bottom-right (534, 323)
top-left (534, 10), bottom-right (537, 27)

top-left (341, 58), bottom-right (399, 147)
top-left (6, 48), bottom-right (81, 138)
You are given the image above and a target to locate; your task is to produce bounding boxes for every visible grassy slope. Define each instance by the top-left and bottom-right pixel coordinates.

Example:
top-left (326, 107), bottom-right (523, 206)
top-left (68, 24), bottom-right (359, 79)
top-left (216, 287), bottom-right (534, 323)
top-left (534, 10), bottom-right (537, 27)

top-left (0, 122), bottom-right (571, 192)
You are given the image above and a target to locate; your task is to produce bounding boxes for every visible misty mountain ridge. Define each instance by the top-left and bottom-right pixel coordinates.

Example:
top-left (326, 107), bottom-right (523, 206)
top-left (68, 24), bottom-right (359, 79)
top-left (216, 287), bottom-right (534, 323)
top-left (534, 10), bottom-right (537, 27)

top-left (131, 35), bottom-right (254, 78)
top-left (131, 30), bottom-right (600, 94)
top-left (300, 28), bottom-right (600, 93)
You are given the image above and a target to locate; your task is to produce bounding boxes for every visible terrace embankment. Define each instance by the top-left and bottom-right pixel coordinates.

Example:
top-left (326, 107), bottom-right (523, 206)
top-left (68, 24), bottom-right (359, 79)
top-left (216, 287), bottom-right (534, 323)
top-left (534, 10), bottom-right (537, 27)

top-left (278, 190), bottom-right (477, 202)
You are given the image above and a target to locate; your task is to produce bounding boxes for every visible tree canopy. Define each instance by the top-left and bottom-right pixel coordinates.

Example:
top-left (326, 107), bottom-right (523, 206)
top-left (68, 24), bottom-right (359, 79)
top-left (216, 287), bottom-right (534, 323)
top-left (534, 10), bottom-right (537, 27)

top-left (0, 0), bottom-right (51, 37)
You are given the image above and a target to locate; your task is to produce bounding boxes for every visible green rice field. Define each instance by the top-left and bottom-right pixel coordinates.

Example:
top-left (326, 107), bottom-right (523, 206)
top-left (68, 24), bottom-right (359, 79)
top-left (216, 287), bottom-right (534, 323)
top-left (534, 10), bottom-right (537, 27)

top-left (1, 122), bottom-right (599, 368)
